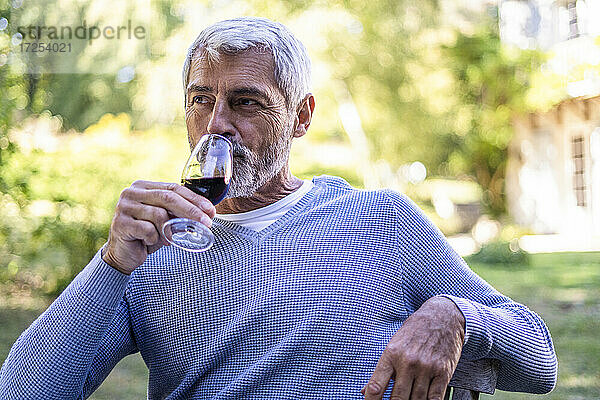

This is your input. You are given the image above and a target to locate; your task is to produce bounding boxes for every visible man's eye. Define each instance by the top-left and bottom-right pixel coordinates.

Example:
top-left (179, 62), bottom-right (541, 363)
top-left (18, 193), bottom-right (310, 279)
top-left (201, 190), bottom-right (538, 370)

top-left (238, 98), bottom-right (258, 106)
top-left (193, 95), bottom-right (209, 104)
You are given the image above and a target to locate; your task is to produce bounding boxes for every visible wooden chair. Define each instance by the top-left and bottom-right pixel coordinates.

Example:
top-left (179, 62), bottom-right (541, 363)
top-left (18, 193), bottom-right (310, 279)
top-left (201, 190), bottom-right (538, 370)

top-left (445, 358), bottom-right (499, 400)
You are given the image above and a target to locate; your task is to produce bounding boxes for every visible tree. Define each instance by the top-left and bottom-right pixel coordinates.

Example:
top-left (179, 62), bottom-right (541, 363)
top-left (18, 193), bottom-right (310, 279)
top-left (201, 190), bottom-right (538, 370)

top-left (324, 2), bottom-right (541, 215)
top-left (443, 18), bottom-right (542, 215)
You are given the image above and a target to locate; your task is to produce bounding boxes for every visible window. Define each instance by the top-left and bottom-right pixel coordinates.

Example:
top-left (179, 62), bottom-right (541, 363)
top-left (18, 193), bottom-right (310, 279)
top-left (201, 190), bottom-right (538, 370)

top-left (571, 135), bottom-right (587, 206)
top-left (567, 0), bottom-right (580, 39)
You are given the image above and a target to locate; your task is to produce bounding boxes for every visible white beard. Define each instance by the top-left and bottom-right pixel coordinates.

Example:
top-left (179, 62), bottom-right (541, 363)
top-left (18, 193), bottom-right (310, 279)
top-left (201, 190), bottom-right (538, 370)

top-left (226, 127), bottom-right (293, 198)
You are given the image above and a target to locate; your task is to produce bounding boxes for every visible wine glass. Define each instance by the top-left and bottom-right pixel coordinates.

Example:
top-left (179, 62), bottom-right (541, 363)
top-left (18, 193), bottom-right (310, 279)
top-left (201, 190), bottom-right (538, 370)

top-left (162, 134), bottom-right (233, 252)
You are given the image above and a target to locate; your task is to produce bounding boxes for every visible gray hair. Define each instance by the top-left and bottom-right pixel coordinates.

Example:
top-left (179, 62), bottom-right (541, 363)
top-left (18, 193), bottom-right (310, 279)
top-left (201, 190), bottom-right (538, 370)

top-left (182, 17), bottom-right (312, 110)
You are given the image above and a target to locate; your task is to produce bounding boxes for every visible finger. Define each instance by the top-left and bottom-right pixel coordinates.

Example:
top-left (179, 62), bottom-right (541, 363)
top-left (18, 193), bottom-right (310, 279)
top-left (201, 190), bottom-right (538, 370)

top-left (363, 355), bottom-right (394, 400)
top-left (427, 375), bottom-right (449, 400)
top-left (125, 187), bottom-right (212, 227)
top-left (147, 242), bottom-right (167, 254)
top-left (177, 186), bottom-right (217, 218)
top-left (131, 180), bottom-right (216, 217)
top-left (408, 374), bottom-right (430, 400)
top-left (123, 202), bottom-right (171, 245)
top-left (388, 367), bottom-right (413, 400)
top-left (119, 216), bottom-right (160, 247)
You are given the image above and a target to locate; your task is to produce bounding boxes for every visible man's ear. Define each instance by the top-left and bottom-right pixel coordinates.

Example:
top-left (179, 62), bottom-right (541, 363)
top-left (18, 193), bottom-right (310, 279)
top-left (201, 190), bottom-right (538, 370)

top-left (293, 94), bottom-right (315, 138)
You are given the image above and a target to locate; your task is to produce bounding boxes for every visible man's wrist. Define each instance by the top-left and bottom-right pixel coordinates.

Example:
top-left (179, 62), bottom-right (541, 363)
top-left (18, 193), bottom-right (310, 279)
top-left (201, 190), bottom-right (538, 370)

top-left (101, 246), bottom-right (131, 276)
top-left (72, 249), bottom-right (132, 310)
top-left (428, 295), bottom-right (466, 336)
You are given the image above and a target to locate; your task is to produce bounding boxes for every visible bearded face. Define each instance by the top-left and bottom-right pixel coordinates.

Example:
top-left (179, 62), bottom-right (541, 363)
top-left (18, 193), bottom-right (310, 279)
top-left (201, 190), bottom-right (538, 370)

top-left (184, 49), bottom-right (297, 199)
top-left (226, 117), bottom-right (294, 198)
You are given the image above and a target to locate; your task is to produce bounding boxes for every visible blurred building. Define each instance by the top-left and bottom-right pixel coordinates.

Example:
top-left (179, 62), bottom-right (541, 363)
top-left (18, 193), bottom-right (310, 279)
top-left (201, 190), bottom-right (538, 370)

top-left (507, 95), bottom-right (600, 238)
top-left (501, 0), bottom-right (600, 242)
top-left (499, 0), bottom-right (600, 50)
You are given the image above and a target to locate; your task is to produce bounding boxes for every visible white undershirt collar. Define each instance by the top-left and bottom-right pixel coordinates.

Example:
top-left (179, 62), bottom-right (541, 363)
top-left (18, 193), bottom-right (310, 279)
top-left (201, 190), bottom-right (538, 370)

top-left (215, 180), bottom-right (314, 231)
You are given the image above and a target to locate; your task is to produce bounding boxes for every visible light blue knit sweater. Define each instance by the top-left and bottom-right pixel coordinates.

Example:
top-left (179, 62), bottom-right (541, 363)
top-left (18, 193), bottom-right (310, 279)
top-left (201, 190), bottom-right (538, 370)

top-left (0, 176), bottom-right (557, 399)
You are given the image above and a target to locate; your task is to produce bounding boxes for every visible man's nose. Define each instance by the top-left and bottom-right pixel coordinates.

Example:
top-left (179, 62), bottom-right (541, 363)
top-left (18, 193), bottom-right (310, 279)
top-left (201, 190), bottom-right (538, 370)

top-left (207, 100), bottom-right (235, 139)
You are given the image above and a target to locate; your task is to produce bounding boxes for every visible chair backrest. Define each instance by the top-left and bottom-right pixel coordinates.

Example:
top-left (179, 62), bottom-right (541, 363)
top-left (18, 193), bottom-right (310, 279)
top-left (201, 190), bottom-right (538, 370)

top-left (445, 358), bottom-right (499, 400)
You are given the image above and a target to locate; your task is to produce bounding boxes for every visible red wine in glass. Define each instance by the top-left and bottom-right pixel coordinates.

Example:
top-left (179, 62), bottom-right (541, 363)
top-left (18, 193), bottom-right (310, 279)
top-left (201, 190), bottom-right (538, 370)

top-left (182, 177), bottom-right (229, 205)
top-left (162, 134), bottom-right (233, 252)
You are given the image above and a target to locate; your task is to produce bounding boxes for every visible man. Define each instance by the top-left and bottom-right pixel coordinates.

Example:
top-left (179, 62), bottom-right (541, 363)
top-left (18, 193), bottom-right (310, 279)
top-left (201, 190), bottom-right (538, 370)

top-left (0, 17), bottom-right (557, 399)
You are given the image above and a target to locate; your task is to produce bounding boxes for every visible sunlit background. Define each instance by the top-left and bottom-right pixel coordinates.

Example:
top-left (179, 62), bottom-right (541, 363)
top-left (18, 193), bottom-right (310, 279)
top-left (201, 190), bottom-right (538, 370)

top-left (0, 0), bottom-right (598, 398)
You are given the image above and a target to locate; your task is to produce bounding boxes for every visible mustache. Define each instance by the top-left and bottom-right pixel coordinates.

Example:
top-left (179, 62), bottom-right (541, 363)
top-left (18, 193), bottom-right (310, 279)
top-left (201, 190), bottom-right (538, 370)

top-left (229, 140), bottom-right (253, 158)
top-left (191, 136), bottom-right (251, 157)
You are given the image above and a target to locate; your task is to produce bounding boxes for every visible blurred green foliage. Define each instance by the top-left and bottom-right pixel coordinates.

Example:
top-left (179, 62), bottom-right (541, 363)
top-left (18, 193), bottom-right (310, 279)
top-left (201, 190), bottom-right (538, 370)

top-left (326, 2), bottom-right (542, 215)
top-left (0, 114), bottom-right (189, 295)
top-left (0, 9), bottom-right (19, 195)
top-left (466, 240), bottom-right (530, 266)
top-left (2, 0), bottom-right (144, 130)
top-left (325, 0), bottom-right (444, 162)
top-left (443, 25), bottom-right (543, 216)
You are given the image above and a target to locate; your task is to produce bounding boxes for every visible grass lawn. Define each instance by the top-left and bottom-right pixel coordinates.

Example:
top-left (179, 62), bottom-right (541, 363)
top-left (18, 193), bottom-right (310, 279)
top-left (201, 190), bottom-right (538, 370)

top-left (475, 252), bottom-right (600, 399)
top-left (1, 252), bottom-right (598, 398)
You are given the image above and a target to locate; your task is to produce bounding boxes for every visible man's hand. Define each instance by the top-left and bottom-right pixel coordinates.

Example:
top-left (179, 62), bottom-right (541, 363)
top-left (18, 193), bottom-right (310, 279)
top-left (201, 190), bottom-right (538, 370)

top-left (102, 180), bottom-right (216, 275)
top-left (362, 296), bottom-right (465, 400)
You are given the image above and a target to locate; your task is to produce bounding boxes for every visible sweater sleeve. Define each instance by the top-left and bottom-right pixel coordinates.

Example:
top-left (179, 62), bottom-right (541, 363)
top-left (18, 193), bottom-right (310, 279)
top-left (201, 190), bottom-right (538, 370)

top-left (0, 249), bottom-right (138, 399)
top-left (386, 191), bottom-right (557, 394)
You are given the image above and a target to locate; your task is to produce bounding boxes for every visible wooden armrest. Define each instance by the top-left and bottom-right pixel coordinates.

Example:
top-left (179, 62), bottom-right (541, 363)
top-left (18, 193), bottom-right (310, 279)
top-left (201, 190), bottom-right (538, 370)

top-left (445, 358), bottom-right (499, 400)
